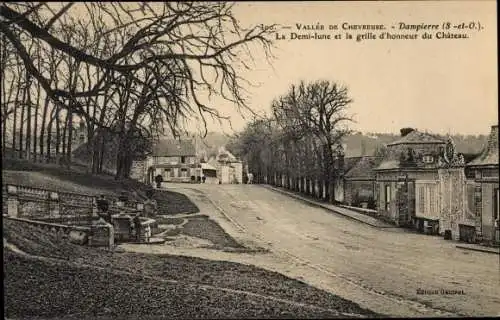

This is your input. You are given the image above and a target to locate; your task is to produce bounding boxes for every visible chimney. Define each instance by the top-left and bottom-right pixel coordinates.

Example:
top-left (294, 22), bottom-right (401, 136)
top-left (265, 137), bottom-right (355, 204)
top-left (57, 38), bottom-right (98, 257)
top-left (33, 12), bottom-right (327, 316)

top-left (400, 127), bottom-right (415, 137)
top-left (487, 125), bottom-right (498, 152)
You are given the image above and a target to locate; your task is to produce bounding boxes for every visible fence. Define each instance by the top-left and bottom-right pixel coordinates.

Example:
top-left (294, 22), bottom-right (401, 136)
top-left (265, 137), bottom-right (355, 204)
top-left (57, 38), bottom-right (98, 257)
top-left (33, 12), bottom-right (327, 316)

top-left (3, 184), bottom-right (146, 225)
top-left (3, 184), bottom-right (98, 226)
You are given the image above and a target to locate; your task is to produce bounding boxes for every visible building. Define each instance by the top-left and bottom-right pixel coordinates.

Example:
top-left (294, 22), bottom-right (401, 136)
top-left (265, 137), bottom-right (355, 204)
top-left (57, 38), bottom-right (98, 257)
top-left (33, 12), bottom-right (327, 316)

top-left (131, 139), bottom-right (201, 184)
top-left (200, 161), bottom-right (218, 183)
top-left (466, 125), bottom-right (499, 243)
top-left (374, 128), bottom-right (446, 227)
top-left (370, 125), bottom-right (498, 244)
top-left (214, 147), bottom-right (243, 184)
top-left (343, 156), bottom-right (384, 208)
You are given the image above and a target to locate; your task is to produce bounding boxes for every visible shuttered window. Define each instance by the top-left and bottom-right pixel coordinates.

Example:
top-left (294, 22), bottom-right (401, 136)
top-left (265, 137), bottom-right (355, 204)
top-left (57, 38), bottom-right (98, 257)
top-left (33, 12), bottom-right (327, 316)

top-left (416, 182), bottom-right (439, 218)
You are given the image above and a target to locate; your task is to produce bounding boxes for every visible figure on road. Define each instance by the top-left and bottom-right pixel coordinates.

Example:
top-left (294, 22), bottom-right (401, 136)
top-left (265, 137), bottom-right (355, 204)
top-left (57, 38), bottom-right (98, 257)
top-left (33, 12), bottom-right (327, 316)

top-left (247, 172), bottom-right (253, 184)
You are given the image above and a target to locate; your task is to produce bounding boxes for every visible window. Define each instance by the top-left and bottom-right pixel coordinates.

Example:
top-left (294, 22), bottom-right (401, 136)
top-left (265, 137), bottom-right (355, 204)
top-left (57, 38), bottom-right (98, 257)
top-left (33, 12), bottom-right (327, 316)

top-left (385, 184), bottom-right (391, 211)
top-left (475, 170), bottom-right (482, 180)
top-left (181, 156), bottom-right (186, 163)
top-left (170, 169), bottom-right (175, 177)
top-left (416, 182), bottom-right (438, 218)
top-left (429, 189), bottom-right (436, 214)
top-left (181, 168), bottom-right (188, 178)
top-left (422, 155), bottom-right (434, 164)
top-left (163, 168), bottom-right (170, 179)
top-left (418, 186), bottom-right (425, 213)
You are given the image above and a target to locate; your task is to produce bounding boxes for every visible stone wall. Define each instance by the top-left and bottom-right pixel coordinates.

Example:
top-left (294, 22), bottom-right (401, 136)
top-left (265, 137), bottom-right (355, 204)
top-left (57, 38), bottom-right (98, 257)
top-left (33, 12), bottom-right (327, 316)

top-left (4, 215), bottom-right (114, 249)
top-left (232, 162), bottom-right (243, 184)
top-left (344, 180), bottom-right (375, 207)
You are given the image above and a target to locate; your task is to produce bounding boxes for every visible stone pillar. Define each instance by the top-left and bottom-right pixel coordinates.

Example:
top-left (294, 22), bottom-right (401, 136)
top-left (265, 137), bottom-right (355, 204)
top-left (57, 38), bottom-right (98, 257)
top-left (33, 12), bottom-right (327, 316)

top-left (92, 196), bottom-right (99, 217)
top-left (89, 218), bottom-right (115, 249)
top-left (48, 191), bottom-right (60, 217)
top-left (7, 185), bottom-right (19, 217)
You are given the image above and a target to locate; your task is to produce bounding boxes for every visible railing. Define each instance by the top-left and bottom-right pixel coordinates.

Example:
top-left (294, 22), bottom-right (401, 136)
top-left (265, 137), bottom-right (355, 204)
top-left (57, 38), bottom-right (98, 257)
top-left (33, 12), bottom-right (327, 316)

top-left (3, 184), bottom-right (146, 225)
top-left (3, 184), bottom-right (98, 226)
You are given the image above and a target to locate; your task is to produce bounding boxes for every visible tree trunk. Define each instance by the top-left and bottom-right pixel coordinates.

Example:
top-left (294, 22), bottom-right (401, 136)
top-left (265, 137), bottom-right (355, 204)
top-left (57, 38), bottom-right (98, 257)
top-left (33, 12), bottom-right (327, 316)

top-left (33, 71), bottom-right (41, 162)
top-left (61, 109), bottom-right (68, 160)
top-left (11, 76), bottom-right (22, 154)
top-left (46, 107), bottom-right (57, 163)
top-left (39, 95), bottom-right (50, 162)
top-left (25, 76), bottom-right (32, 160)
top-left (66, 112), bottom-right (73, 167)
top-left (98, 135), bottom-right (106, 173)
top-left (55, 106), bottom-right (61, 162)
top-left (2, 71), bottom-right (17, 152)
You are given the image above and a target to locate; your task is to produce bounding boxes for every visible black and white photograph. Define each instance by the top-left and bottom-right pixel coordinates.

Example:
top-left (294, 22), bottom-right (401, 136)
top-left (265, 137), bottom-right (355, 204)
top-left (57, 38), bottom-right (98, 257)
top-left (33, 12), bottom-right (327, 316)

top-left (1, 1), bottom-right (498, 319)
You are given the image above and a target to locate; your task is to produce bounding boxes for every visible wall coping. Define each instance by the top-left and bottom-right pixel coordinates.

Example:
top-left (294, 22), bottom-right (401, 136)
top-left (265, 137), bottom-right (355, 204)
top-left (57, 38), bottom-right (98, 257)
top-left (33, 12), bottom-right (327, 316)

top-left (3, 214), bottom-right (91, 232)
top-left (3, 183), bottom-right (96, 199)
top-left (338, 204), bottom-right (377, 214)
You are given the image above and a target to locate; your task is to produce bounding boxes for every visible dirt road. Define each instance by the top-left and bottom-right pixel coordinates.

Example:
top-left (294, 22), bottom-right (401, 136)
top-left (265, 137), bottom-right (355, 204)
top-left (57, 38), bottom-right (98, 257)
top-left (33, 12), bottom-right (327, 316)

top-left (123, 183), bottom-right (500, 317)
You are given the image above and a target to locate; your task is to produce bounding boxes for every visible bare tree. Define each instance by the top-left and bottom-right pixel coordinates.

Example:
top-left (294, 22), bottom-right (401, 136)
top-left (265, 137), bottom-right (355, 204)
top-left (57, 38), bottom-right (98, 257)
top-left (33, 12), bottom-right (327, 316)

top-left (1, 2), bottom-right (275, 178)
top-left (290, 80), bottom-right (353, 203)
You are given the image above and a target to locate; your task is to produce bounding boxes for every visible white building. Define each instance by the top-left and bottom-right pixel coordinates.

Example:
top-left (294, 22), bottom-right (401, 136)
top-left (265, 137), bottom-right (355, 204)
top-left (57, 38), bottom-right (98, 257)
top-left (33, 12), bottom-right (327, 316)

top-left (213, 147), bottom-right (243, 184)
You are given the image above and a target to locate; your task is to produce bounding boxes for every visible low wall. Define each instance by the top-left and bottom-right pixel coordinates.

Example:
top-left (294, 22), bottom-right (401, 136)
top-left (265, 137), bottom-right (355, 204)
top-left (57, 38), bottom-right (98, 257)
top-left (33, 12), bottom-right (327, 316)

top-left (338, 204), bottom-right (378, 216)
top-left (3, 215), bottom-right (114, 249)
top-left (3, 183), bottom-right (143, 225)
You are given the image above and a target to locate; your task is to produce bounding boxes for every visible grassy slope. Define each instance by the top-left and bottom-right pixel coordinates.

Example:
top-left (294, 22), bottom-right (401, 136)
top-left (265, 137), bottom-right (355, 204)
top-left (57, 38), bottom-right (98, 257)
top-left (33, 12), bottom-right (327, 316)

top-left (3, 219), bottom-right (377, 319)
top-left (2, 158), bottom-right (199, 215)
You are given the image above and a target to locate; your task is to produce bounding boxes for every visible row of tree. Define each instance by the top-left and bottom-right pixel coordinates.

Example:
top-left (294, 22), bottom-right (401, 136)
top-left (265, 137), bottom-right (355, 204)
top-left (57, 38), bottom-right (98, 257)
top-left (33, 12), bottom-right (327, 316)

top-left (1, 2), bottom-right (274, 178)
top-left (227, 80), bottom-right (354, 203)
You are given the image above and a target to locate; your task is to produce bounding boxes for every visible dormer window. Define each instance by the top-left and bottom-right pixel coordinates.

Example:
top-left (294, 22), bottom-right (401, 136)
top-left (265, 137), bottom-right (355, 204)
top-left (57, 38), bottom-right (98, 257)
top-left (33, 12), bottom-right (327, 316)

top-left (423, 155), bottom-right (434, 164)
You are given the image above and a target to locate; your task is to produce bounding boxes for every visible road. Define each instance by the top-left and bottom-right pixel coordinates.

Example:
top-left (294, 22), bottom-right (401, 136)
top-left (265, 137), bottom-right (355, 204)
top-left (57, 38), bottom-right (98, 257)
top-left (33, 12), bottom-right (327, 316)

top-left (127, 183), bottom-right (500, 317)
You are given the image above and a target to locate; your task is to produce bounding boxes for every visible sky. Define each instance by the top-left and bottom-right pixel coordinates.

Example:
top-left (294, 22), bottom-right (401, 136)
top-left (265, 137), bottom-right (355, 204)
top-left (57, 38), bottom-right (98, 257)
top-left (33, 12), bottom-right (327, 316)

top-left (200, 1), bottom-right (498, 136)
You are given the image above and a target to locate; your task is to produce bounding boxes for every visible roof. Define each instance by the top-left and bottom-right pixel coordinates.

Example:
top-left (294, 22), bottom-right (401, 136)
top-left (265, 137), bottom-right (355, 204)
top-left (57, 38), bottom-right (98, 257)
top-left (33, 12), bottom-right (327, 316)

top-left (344, 157), bottom-right (362, 173)
top-left (345, 156), bottom-right (383, 179)
top-left (375, 160), bottom-right (401, 171)
top-left (201, 163), bottom-right (217, 170)
top-left (217, 149), bottom-right (238, 162)
top-left (467, 125), bottom-right (499, 167)
top-left (387, 130), bottom-right (445, 146)
top-left (207, 157), bottom-right (219, 168)
top-left (152, 139), bottom-right (196, 157)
